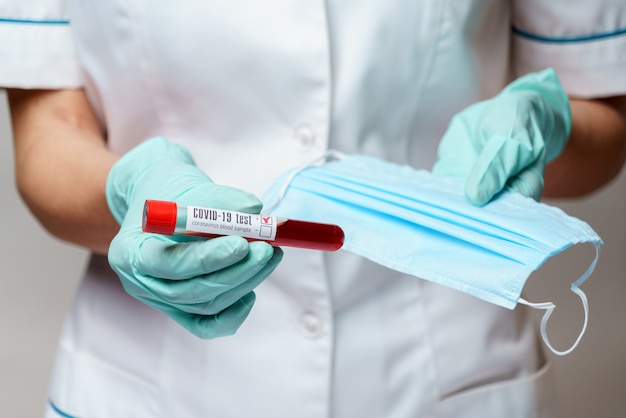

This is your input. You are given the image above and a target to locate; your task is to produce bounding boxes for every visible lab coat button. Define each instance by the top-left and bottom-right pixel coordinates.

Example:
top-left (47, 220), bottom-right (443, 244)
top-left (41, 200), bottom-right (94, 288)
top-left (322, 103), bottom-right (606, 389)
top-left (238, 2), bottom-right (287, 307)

top-left (293, 123), bottom-right (316, 149)
top-left (299, 311), bottom-right (323, 338)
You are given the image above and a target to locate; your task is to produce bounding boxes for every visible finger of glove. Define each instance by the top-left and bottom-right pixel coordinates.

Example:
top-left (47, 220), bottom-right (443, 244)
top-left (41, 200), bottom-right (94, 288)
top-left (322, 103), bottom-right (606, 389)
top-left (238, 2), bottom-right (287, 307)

top-left (465, 136), bottom-right (537, 206)
top-left (176, 182), bottom-right (263, 214)
top-left (504, 160), bottom-right (545, 201)
top-left (156, 242), bottom-right (282, 314)
top-left (108, 231), bottom-right (249, 307)
top-left (134, 165), bottom-right (264, 215)
top-left (170, 243), bottom-right (283, 314)
top-left (148, 292), bottom-right (257, 339)
top-left (135, 234), bottom-right (251, 280)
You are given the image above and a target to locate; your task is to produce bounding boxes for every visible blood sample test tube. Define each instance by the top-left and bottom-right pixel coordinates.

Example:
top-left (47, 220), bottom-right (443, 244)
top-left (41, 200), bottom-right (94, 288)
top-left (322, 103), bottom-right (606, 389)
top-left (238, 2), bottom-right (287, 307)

top-left (142, 200), bottom-right (344, 252)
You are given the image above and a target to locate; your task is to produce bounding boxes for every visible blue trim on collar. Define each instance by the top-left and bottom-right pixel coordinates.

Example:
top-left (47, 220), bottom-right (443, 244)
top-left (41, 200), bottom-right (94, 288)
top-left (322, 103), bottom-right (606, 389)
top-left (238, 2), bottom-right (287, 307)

top-left (512, 25), bottom-right (626, 43)
top-left (49, 400), bottom-right (78, 418)
top-left (0, 17), bottom-right (70, 25)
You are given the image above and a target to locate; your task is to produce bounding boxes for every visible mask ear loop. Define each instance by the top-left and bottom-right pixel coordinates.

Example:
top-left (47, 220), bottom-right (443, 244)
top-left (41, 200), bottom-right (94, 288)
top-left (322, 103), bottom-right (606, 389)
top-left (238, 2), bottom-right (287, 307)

top-left (518, 243), bottom-right (600, 356)
top-left (262, 150), bottom-right (346, 215)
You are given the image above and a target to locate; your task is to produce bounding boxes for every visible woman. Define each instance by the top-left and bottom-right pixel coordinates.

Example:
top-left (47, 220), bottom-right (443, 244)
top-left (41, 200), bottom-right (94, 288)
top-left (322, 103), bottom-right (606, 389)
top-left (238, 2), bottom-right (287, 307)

top-left (2, 1), bottom-right (625, 416)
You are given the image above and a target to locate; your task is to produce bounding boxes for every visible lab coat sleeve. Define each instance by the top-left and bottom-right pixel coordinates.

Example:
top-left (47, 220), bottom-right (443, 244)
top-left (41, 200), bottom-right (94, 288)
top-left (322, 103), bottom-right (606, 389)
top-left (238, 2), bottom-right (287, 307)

top-left (0, 0), bottom-right (82, 88)
top-left (512, 0), bottom-right (626, 98)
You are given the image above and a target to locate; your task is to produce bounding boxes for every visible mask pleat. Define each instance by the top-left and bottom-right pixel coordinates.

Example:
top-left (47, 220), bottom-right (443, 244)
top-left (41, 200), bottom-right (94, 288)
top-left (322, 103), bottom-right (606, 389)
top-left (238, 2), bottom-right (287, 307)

top-left (297, 166), bottom-right (551, 263)
top-left (262, 155), bottom-right (602, 310)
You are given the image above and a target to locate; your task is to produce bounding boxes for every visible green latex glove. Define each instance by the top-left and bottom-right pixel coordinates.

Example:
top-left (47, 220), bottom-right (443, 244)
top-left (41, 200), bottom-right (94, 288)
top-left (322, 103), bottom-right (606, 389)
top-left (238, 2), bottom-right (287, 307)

top-left (432, 68), bottom-right (571, 206)
top-left (106, 137), bottom-right (283, 338)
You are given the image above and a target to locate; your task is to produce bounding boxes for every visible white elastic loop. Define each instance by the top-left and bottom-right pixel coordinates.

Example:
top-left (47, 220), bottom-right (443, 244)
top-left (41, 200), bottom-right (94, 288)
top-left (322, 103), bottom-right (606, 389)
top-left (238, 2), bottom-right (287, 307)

top-left (518, 243), bottom-right (599, 356)
top-left (262, 150), bottom-right (345, 215)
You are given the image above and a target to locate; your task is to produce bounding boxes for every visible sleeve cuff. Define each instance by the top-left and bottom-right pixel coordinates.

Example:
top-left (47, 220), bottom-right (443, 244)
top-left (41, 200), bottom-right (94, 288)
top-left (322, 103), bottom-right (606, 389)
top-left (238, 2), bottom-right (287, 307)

top-left (0, 21), bottom-right (82, 89)
top-left (513, 31), bottom-right (626, 98)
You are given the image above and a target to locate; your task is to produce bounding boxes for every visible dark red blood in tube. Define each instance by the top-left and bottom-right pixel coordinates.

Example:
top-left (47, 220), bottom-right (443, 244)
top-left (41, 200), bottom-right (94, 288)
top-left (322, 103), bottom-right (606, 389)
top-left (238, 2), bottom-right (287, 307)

top-left (261, 219), bottom-right (344, 251)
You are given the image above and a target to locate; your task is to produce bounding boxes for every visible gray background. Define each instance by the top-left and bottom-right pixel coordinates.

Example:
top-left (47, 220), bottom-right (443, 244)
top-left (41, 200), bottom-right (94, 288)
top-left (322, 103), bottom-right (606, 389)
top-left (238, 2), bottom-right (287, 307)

top-left (0, 88), bottom-right (624, 417)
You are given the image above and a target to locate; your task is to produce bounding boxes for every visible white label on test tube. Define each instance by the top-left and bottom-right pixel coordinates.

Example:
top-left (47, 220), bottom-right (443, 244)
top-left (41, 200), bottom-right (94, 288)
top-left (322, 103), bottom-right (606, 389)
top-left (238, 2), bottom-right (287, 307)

top-left (186, 206), bottom-right (278, 241)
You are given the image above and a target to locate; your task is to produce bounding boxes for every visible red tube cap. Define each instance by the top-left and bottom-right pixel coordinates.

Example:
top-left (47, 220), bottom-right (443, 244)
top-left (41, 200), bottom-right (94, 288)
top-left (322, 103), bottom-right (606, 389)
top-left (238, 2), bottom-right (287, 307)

top-left (142, 200), bottom-right (177, 235)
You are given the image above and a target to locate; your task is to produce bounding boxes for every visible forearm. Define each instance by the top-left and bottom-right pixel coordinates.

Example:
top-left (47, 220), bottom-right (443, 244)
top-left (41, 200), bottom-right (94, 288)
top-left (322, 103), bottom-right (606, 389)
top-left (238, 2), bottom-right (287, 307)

top-left (543, 96), bottom-right (626, 198)
top-left (8, 89), bottom-right (119, 254)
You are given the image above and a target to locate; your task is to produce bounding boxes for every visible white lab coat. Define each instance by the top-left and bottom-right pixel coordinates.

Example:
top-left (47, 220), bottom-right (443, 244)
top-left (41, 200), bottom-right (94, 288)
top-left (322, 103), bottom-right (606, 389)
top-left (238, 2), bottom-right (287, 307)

top-left (1, 1), bottom-right (625, 417)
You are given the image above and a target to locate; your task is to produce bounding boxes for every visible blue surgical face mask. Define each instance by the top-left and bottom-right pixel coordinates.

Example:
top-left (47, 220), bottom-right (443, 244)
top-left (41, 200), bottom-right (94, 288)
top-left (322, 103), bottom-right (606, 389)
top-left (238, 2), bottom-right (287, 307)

top-left (262, 153), bottom-right (602, 356)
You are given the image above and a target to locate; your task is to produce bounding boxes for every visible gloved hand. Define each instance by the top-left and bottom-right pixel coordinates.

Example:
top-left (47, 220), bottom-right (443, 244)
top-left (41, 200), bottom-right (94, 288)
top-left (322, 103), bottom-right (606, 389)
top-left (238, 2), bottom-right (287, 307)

top-left (432, 68), bottom-right (571, 206)
top-left (106, 137), bottom-right (283, 338)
